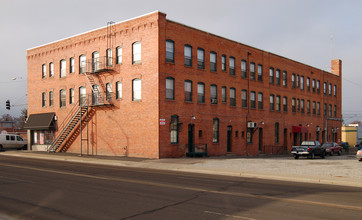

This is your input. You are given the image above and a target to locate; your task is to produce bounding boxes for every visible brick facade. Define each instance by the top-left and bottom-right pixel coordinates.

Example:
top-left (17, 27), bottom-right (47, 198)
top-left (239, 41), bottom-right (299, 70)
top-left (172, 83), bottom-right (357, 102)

top-left (26, 11), bottom-right (342, 158)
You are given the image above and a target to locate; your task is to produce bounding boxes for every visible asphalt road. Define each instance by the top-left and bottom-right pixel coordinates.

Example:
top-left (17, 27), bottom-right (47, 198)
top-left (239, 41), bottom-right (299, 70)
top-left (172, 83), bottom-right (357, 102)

top-left (0, 155), bottom-right (361, 220)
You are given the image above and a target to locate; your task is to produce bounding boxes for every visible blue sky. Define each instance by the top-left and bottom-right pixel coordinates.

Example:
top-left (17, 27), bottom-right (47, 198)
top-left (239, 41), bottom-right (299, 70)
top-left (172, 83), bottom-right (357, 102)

top-left (0, 0), bottom-right (361, 123)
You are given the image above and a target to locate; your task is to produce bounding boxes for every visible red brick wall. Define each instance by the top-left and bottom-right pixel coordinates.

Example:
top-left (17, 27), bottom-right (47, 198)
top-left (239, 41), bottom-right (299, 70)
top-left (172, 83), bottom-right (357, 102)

top-left (158, 17), bottom-right (342, 157)
top-left (27, 12), bottom-right (161, 158)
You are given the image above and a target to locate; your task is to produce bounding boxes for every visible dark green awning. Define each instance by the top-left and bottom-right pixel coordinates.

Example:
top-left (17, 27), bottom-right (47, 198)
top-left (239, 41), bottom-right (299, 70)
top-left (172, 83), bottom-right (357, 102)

top-left (24, 112), bottom-right (56, 130)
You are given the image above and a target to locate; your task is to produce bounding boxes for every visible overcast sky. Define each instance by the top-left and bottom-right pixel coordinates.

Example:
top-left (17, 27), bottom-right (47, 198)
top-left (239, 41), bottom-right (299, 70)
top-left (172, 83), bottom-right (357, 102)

top-left (0, 0), bottom-right (361, 123)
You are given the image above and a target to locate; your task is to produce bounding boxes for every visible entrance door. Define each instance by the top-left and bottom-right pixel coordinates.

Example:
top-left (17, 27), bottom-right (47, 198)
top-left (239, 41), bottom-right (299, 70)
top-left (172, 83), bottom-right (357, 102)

top-left (293, 133), bottom-right (298, 146)
top-left (259, 128), bottom-right (263, 152)
top-left (188, 124), bottom-right (194, 153)
top-left (227, 126), bottom-right (232, 152)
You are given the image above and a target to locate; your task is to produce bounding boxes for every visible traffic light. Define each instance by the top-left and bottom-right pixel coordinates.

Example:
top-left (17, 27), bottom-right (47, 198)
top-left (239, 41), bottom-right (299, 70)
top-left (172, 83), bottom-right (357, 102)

top-left (6, 100), bottom-right (10, 110)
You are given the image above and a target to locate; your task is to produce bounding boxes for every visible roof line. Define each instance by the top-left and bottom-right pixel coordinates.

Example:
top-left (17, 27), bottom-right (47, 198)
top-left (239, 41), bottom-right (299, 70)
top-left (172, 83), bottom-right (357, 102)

top-left (27, 10), bottom-right (161, 51)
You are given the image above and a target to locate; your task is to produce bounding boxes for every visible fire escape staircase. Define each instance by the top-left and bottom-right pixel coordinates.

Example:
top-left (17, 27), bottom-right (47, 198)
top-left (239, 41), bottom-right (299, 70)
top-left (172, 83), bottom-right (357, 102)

top-left (48, 104), bottom-right (89, 152)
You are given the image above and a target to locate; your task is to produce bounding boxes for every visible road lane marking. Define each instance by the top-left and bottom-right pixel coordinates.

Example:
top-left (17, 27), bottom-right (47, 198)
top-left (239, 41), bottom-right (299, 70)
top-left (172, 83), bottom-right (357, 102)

top-left (204, 211), bottom-right (256, 220)
top-left (1, 162), bottom-right (362, 212)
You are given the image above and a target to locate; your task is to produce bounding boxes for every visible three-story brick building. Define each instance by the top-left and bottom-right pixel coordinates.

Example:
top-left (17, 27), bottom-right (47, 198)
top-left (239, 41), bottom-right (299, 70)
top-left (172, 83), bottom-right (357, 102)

top-left (25, 11), bottom-right (342, 158)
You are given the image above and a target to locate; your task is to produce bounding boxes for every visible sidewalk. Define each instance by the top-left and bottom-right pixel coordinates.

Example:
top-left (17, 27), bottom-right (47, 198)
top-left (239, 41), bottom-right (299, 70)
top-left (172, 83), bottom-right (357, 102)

top-left (1, 150), bottom-right (361, 188)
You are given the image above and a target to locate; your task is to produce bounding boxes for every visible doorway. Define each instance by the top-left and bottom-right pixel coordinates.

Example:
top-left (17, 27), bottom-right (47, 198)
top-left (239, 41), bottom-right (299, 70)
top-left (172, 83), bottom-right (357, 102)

top-left (227, 126), bottom-right (232, 152)
top-left (258, 128), bottom-right (263, 152)
top-left (188, 124), bottom-right (194, 153)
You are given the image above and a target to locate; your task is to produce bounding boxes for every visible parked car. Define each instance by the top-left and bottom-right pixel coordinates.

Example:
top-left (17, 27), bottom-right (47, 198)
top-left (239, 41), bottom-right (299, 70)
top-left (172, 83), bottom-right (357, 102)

top-left (322, 142), bottom-right (342, 156)
top-left (0, 134), bottom-right (27, 151)
top-left (357, 148), bottom-right (362, 162)
top-left (291, 140), bottom-right (325, 159)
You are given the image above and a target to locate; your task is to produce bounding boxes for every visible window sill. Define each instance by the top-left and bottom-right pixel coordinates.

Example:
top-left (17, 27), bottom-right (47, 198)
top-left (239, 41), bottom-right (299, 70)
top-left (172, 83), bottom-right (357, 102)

top-left (184, 100), bottom-right (193, 103)
top-left (166, 99), bottom-right (175, 102)
top-left (184, 65), bottom-right (193, 68)
top-left (132, 62), bottom-right (142, 65)
top-left (165, 61), bottom-right (175, 65)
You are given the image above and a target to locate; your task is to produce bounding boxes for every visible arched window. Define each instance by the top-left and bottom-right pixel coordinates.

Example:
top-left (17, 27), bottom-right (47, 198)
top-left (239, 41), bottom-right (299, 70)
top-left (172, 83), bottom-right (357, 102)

top-left (60, 89), bottom-right (66, 108)
top-left (116, 81), bottom-right (122, 99)
top-left (60, 59), bottom-right (66, 78)
top-left (132, 42), bottom-right (141, 64)
top-left (132, 78), bottom-right (141, 101)
top-left (79, 87), bottom-right (86, 106)
top-left (106, 83), bottom-right (112, 101)
top-left (166, 77), bottom-right (174, 100)
top-left (79, 55), bottom-right (86, 73)
top-left (166, 40), bottom-right (174, 63)
top-left (92, 51), bottom-right (99, 72)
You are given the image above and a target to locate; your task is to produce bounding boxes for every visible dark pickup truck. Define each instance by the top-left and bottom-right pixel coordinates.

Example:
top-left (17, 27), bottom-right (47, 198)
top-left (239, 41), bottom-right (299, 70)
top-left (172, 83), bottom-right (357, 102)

top-left (291, 141), bottom-right (325, 159)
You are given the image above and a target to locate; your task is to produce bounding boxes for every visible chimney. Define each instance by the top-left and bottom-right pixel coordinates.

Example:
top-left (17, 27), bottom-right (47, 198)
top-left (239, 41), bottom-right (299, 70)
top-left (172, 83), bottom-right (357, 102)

top-left (331, 59), bottom-right (342, 76)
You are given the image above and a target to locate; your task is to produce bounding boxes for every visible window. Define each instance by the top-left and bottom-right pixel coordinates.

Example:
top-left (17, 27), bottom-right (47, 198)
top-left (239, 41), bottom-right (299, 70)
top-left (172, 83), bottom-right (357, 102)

top-left (92, 85), bottom-right (99, 105)
top-left (210, 84), bottom-right (217, 104)
top-left (312, 79), bottom-right (316, 92)
top-left (49, 91), bottom-right (54, 107)
top-left (334, 85), bottom-right (336, 96)
top-left (307, 77), bottom-right (310, 91)
top-left (132, 42), bottom-right (141, 64)
top-left (283, 96), bottom-right (287, 112)
top-left (242, 90), bottom-right (247, 108)
top-left (301, 76), bottom-right (304, 90)
top-left (42, 92), bottom-right (46, 107)
top-left (316, 80), bottom-right (320, 93)
top-left (292, 74), bottom-right (296, 88)
top-left (70, 57), bottom-right (74, 73)
top-left (276, 95), bottom-right (280, 111)
top-left (42, 64), bottom-right (46, 78)
top-left (49, 62), bottom-right (54, 77)
top-left (79, 87), bottom-right (86, 106)
top-left (317, 102), bottom-right (321, 115)
top-left (116, 81), bottom-right (122, 99)
top-left (230, 88), bottom-right (236, 106)
top-left (92, 51), bottom-right (99, 72)
top-left (222, 55), bottom-right (226, 71)
top-left (60, 89), bottom-right (66, 108)
top-left (197, 48), bottom-right (205, 69)
top-left (132, 78), bottom-right (141, 101)
top-left (170, 115), bottom-right (179, 144)
top-left (329, 83), bottom-right (332, 95)
top-left (269, 68), bottom-right (274, 84)
top-left (250, 62), bottom-right (255, 80)
top-left (60, 59), bottom-right (66, 78)
top-left (241, 60), bottom-right (247, 78)
top-left (307, 100), bottom-right (311, 114)
top-left (301, 99), bottom-right (304, 113)
top-left (258, 64), bottom-right (263, 81)
top-left (323, 82), bottom-right (327, 94)
top-left (213, 118), bottom-right (219, 143)
top-left (334, 105), bottom-right (337, 117)
top-left (184, 45), bottom-right (192, 66)
top-left (275, 123), bottom-right (279, 143)
top-left (329, 104), bottom-right (332, 117)
top-left (258, 92), bottom-right (263, 110)
top-left (106, 83), bottom-right (112, 101)
top-left (166, 40), bottom-right (174, 63)
top-left (116, 47), bottom-right (122, 64)
top-left (229, 57), bottom-right (235, 76)
top-left (210, 52), bottom-right (217, 71)
top-left (292, 98), bottom-right (296, 113)
top-left (166, 77), bottom-right (174, 100)
top-left (281, 71), bottom-right (287, 87)
top-left (185, 80), bottom-right (192, 102)
top-left (296, 75), bottom-right (300, 88)
top-left (106, 48), bottom-right (112, 66)
top-left (270, 95), bottom-right (275, 111)
top-left (297, 99), bottom-right (300, 111)
top-left (79, 55), bottom-right (86, 73)
top-left (250, 91), bottom-right (256, 109)
top-left (324, 103), bottom-right (327, 116)
top-left (222, 86), bottom-right (226, 103)
top-left (312, 101), bottom-right (316, 115)
top-left (69, 88), bottom-right (74, 104)
top-left (197, 82), bottom-right (205, 103)
top-left (276, 69), bottom-right (280, 85)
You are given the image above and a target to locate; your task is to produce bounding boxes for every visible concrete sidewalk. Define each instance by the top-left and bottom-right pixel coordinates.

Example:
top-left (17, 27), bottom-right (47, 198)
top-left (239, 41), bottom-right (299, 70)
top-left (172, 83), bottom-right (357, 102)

top-left (1, 150), bottom-right (361, 188)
